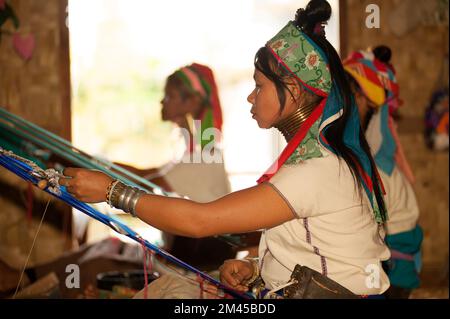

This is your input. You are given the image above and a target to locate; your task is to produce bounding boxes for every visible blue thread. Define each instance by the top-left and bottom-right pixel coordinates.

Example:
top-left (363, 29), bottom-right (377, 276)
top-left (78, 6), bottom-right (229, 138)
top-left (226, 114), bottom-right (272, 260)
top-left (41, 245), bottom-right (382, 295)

top-left (0, 150), bottom-right (252, 300)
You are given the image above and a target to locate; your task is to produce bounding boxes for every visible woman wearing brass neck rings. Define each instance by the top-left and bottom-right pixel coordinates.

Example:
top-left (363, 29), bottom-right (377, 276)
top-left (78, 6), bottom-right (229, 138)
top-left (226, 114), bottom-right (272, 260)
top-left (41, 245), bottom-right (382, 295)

top-left (60, 0), bottom-right (391, 298)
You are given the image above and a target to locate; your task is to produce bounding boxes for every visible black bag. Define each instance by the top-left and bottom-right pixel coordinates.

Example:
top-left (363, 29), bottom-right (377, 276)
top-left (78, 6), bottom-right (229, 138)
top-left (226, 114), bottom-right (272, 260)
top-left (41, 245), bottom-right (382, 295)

top-left (283, 265), bottom-right (359, 299)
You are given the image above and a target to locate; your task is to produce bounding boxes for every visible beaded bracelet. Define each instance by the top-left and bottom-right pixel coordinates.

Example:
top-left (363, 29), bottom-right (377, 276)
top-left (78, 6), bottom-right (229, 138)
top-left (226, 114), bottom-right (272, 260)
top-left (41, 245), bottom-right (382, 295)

top-left (105, 179), bottom-right (120, 206)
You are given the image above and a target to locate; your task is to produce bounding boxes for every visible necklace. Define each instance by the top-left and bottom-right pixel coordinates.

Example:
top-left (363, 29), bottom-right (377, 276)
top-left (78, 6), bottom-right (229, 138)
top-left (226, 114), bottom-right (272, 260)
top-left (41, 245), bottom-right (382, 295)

top-left (274, 102), bottom-right (317, 142)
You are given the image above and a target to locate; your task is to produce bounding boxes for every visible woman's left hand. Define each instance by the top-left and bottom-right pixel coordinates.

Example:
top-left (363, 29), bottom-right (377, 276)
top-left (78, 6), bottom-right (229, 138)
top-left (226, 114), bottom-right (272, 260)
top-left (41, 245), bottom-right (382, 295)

top-left (59, 168), bottom-right (113, 203)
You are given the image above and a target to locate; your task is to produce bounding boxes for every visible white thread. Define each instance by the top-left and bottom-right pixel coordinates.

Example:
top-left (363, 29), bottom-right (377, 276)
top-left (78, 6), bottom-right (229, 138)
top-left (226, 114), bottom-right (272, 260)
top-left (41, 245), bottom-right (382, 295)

top-left (263, 280), bottom-right (296, 299)
top-left (12, 199), bottom-right (51, 299)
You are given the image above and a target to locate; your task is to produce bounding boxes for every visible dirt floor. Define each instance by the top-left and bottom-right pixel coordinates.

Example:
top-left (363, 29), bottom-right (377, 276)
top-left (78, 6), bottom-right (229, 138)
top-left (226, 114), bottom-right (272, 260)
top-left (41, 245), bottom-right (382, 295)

top-left (410, 266), bottom-right (449, 299)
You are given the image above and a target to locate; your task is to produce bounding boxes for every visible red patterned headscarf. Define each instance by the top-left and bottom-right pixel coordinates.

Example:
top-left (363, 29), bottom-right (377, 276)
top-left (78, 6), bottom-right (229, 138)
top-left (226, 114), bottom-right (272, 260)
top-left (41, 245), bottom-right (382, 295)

top-left (175, 63), bottom-right (223, 133)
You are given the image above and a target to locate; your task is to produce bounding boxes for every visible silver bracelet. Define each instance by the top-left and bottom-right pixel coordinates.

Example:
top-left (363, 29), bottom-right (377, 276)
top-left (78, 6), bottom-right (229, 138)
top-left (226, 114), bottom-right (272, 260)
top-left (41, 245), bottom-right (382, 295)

top-left (118, 186), bottom-right (134, 212)
top-left (108, 181), bottom-right (146, 217)
top-left (129, 191), bottom-right (142, 217)
top-left (127, 188), bottom-right (146, 217)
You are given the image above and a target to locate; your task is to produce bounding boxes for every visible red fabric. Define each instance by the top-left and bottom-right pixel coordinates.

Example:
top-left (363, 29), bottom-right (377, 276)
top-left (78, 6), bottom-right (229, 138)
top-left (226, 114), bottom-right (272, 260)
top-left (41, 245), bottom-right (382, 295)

top-left (196, 274), bottom-right (205, 299)
top-left (190, 63), bottom-right (223, 132)
top-left (390, 249), bottom-right (414, 261)
top-left (373, 59), bottom-right (388, 73)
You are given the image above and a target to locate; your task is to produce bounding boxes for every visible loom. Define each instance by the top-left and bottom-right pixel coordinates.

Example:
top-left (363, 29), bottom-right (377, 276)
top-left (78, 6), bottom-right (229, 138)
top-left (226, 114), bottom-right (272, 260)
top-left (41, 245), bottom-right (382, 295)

top-left (0, 107), bottom-right (252, 299)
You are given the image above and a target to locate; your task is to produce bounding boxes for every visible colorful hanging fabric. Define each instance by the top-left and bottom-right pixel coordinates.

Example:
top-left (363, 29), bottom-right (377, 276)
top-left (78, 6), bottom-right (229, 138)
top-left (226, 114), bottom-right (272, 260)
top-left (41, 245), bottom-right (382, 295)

top-left (256, 21), bottom-right (385, 223)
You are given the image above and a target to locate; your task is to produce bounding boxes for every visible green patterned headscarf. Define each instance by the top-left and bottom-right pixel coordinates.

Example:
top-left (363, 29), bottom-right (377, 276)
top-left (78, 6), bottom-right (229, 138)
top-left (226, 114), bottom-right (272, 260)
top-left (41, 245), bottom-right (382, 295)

top-left (267, 22), bottom-right (332, 94)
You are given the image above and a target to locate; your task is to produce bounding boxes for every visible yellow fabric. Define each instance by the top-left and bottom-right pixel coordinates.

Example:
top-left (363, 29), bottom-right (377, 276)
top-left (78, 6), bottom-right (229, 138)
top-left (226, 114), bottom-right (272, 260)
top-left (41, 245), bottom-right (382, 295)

top-left (345, 66), bottom-right (386, 107)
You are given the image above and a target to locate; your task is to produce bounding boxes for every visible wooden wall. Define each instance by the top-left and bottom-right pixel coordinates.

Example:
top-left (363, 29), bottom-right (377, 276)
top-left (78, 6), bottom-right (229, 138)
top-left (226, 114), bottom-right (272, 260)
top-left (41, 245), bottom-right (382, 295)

top-left (342, 0), bottom-right (449, 275)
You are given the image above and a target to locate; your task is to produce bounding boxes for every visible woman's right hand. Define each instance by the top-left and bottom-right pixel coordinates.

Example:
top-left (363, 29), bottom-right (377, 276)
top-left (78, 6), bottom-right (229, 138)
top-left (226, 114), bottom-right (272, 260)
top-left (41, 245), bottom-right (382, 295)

top-left (219, 259), bottom-right (255, 292)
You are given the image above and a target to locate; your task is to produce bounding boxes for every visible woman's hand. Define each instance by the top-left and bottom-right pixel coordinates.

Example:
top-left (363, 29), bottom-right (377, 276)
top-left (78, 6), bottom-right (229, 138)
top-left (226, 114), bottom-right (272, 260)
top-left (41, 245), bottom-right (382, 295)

top-left (59, 168), bottom-right (113, 203)
top-left (219, 259), bottom-right (255, 292)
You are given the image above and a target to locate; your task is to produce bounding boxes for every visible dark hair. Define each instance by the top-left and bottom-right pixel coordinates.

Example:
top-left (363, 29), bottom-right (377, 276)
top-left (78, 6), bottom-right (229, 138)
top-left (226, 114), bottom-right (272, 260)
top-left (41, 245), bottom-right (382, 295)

top-left (166, 73), bottom-right (193, 100)
top-left (372, 45), bottom-right (401, 121)
top-left (166, 71), bottom-right (210, 111)
top-left (345, 71), bottom-right (375, 129)
top-left (372, 45), bottom-right (392, 65)
top-left (255, 0), bottom-right (387, 221)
